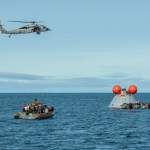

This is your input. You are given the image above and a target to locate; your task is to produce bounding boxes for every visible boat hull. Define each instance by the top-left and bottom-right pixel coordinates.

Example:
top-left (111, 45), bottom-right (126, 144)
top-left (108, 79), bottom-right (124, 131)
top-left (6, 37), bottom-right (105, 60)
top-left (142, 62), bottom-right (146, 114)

top-left (14, 112), bottom-right (54, 120)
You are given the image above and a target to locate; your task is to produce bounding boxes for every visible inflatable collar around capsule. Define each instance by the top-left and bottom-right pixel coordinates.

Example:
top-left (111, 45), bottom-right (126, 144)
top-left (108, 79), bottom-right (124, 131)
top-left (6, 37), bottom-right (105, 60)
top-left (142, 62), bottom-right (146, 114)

top-left (108, 85), bottom-right (137, 108)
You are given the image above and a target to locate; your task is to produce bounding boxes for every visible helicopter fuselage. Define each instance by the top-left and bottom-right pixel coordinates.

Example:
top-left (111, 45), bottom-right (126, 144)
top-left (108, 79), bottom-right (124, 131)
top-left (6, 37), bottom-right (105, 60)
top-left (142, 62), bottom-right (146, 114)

top-left (0, 23), bottom-right (50, 37)
top-left (3, 28), bottom-right (33, 34)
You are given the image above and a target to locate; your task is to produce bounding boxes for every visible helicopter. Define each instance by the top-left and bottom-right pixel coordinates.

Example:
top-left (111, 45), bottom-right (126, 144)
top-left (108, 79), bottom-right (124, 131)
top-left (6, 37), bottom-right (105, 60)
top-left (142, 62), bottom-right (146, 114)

top-left (0, 21), bottom-right (51, 37)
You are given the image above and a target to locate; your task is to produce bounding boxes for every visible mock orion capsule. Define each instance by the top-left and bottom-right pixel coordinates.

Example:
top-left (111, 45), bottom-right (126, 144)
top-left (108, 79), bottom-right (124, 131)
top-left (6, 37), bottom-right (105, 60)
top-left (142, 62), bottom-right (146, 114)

top-left (109, 85), bottom-right (138, 108)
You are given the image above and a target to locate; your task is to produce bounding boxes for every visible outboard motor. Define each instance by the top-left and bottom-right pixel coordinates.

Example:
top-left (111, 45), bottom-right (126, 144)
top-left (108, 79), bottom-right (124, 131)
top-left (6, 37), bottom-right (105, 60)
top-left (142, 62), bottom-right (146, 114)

top-left (48, 106), bottom-right (54, 112)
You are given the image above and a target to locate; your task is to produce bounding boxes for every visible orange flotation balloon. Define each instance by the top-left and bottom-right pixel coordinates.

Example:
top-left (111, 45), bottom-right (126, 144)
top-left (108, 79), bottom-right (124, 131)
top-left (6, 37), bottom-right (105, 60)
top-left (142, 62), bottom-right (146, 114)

top-left (128, 85), bottom-right (137, 94)
top-left (112, 85), bottom-right (121, 94)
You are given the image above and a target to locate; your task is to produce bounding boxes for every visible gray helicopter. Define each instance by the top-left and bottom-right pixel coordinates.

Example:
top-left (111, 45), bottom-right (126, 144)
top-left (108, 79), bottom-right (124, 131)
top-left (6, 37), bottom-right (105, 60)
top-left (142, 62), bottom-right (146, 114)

top-left (0, 21), bottom-right (51, 37)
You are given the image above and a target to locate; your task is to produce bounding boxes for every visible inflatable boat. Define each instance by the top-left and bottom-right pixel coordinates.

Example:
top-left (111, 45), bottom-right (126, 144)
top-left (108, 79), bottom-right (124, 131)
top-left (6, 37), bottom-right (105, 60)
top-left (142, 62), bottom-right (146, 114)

top-left (14, 111), bottom-right (54, 119)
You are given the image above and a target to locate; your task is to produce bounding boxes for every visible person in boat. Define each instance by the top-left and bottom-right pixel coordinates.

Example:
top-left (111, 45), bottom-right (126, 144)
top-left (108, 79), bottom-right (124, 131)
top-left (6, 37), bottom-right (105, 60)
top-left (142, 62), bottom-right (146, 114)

top-left (28, 104), bottom-right (34, 113)
top-left (24, 103), bottom-right (30, 115)
top-left (34, 105), bottom-right (39, 113)
top-left (37, 103), bottom-right (45, 113)
top-left (34, 99), bottom-right (40, 106)
top-left (38, 103), bottom-right (42, 113)
top-left (23, 104), bottom-right (26, 112)
top-left (44, 105), bottom-right (48, 113)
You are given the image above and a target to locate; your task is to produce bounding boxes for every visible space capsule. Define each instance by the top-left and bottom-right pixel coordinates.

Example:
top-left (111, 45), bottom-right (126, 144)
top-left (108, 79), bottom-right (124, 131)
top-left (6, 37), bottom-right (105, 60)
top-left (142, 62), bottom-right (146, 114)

top-left (108, 85), bottom-right (138, 108)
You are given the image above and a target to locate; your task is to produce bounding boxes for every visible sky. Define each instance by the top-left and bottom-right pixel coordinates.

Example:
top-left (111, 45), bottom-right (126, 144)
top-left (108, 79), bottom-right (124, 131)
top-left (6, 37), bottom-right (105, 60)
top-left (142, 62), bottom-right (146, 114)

top-left (0, 0), bottom-right (150, 93)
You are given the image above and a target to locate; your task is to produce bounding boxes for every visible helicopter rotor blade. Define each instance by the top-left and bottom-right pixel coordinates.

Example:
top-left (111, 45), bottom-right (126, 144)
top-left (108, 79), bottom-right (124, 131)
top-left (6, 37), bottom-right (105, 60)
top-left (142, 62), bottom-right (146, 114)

top-left (8, 21), bottom-right (43, 24)
top-left (8, 21), bottom-right (29, 23)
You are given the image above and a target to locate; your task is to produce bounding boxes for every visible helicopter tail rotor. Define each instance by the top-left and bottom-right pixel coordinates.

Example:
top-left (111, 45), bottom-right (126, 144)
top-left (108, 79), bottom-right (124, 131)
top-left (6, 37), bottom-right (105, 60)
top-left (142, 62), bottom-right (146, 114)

top-left (0, 20), bottom-right (5, 26)
top-left (0, 22), bottom-right (7, 33)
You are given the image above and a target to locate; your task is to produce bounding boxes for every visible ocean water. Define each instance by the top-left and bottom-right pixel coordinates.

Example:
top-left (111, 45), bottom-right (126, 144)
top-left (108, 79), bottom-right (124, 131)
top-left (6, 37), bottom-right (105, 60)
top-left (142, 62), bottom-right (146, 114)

top-left (0, 93), bottom-right (150, 150)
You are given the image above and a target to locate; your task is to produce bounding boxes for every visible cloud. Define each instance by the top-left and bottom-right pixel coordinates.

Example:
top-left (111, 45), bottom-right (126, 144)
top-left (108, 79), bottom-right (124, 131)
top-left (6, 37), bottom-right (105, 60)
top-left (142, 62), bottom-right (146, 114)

top-left (0, 72), bottom-right (48, 81)
top-left (0, 72), bottom-right (149, 92)
top-left (106, 73), bottom-right (129, 79)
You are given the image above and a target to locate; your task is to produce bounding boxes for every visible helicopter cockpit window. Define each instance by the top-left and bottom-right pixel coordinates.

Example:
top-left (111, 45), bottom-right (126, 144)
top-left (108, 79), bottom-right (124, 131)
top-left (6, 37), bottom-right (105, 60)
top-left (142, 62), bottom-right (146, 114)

top-left (42, 26), bottom-right (47, 29)
top-left (19, 26), bottom-right (28, 29)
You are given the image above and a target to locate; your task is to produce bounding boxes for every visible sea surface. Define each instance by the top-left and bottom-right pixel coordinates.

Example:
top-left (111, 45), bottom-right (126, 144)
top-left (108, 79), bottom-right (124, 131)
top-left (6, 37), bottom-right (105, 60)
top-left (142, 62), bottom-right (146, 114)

top-left (0, 93), bottom-right (150, 150)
